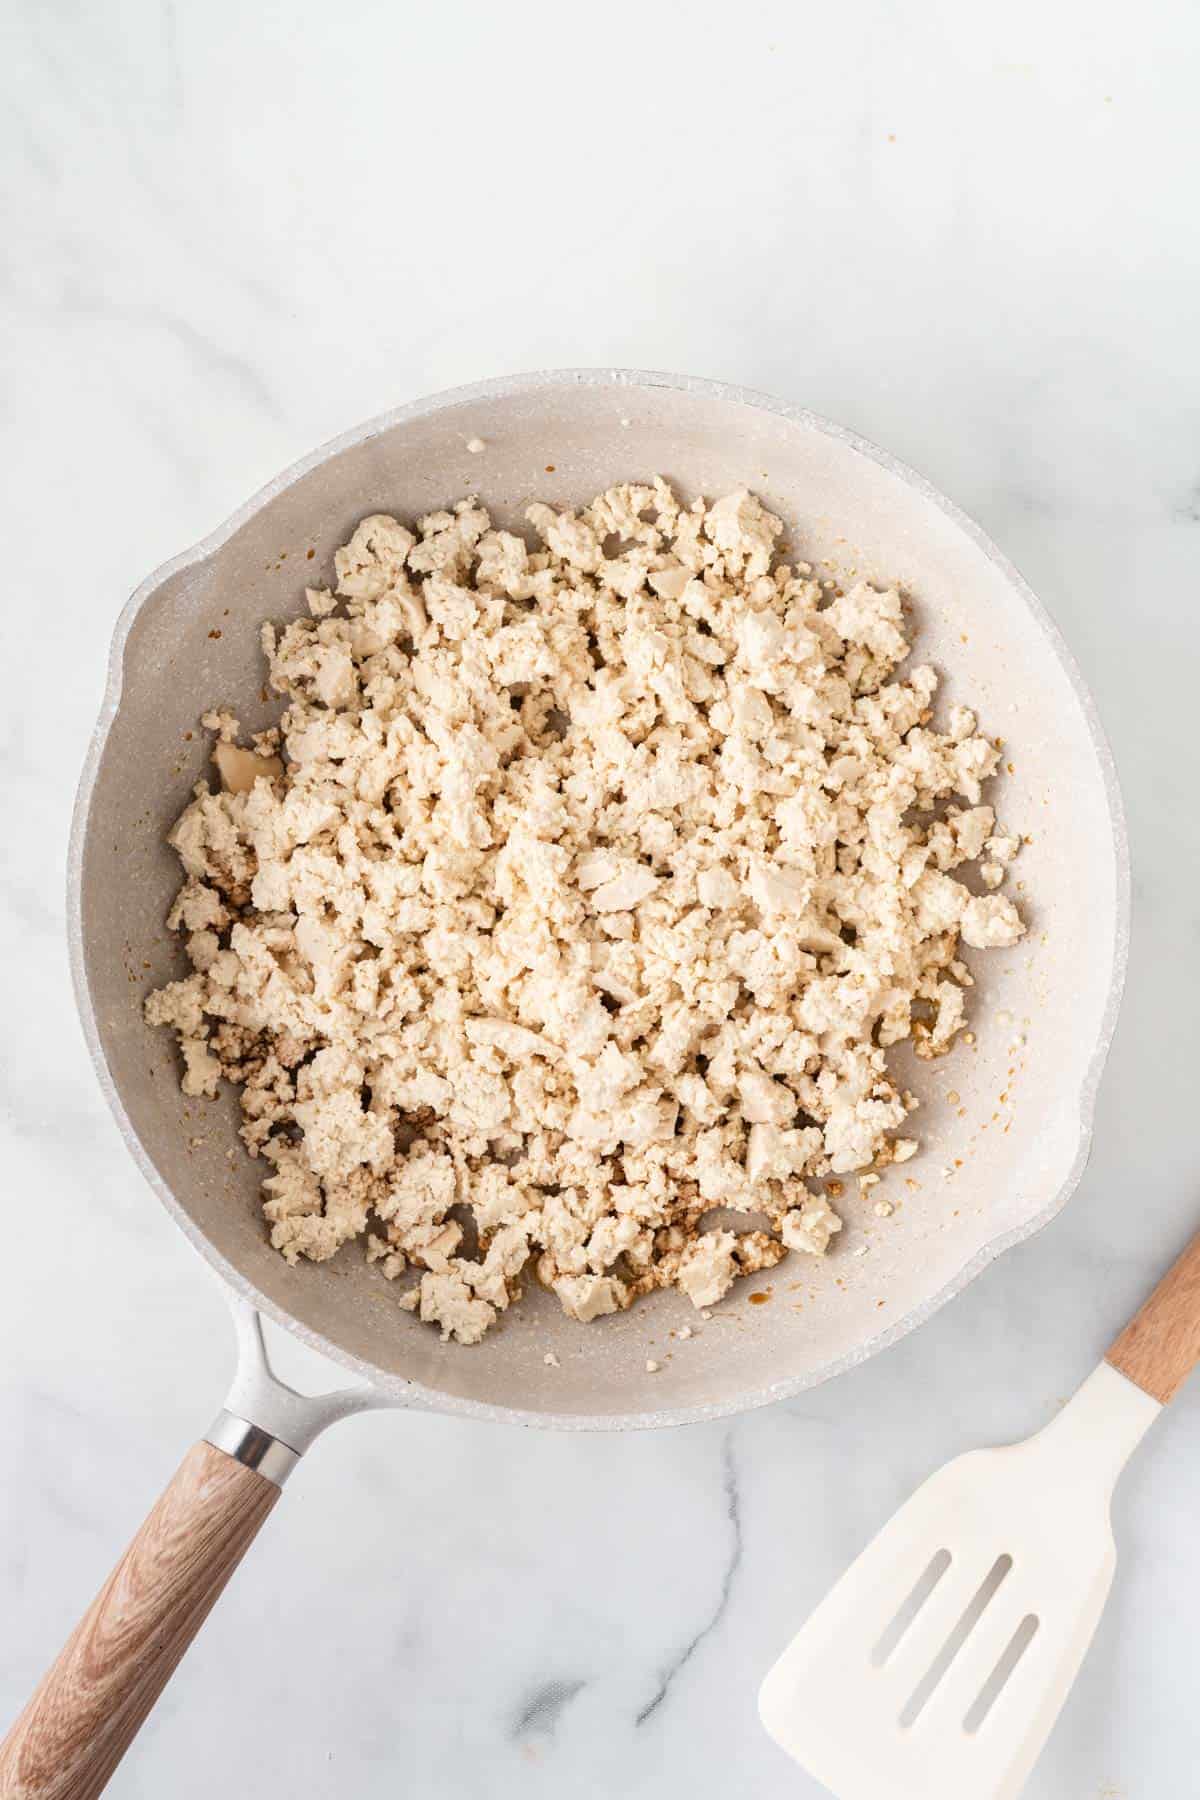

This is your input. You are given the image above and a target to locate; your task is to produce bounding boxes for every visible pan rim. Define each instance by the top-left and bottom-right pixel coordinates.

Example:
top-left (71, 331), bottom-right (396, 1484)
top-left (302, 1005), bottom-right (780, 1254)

top-left (66, 366), bottom-right (1131, 1431)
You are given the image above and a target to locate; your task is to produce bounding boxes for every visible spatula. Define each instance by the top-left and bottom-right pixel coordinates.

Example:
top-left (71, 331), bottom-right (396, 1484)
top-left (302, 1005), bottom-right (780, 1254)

top-left (759, 1228), bottom-right (1200, 1800)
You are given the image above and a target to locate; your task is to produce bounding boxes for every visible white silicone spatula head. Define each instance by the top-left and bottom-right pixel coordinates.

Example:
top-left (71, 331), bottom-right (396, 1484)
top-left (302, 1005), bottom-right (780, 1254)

top-left (760, 1228), bottom-right (1200, 1800)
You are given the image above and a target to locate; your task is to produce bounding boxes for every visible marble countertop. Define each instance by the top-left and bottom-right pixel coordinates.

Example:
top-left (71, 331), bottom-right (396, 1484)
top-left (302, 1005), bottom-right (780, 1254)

top-left (3, 3), bottom-right (1199, 1795)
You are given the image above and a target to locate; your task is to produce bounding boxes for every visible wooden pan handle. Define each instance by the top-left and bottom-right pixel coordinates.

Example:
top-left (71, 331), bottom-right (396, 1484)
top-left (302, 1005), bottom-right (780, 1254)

top-left (0, 1440), bottom-right (279, 1800)
top-left (1107, 1228), bottom-right (1200, 1405)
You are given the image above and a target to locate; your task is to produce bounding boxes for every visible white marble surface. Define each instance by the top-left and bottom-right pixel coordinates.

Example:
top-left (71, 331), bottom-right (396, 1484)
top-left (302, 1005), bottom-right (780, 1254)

top-left (3, 3), bottom-right (1199, 1794)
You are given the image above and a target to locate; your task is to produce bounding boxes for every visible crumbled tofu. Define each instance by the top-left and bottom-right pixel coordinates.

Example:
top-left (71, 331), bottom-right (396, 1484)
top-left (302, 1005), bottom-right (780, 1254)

top-left (645, 1360), bottom-right (660, 1374)
top-left (780, 1196), bottom-right (843, 1255)
top-left (419, 1270), bottom-right (494, 1346)
top-left (961, 894), bottom-right (1025, 949)
top-left (677, 1231), bottom-right (739, 1310)
top-left (147, 481), bottom-right (1025, 1343)
top-left (201, 708), bottom-right (240, 743)
top-left (306, 586), bottom-right (337, 618)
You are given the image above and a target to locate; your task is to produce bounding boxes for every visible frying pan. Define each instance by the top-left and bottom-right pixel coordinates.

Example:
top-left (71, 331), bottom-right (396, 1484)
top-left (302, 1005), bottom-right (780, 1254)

top-left (0, 370), bottom-right (1127, 1798)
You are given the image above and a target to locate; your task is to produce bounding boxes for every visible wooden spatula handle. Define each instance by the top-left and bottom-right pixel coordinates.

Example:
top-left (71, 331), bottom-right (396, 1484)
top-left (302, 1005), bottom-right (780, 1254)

top-left (0, 1440), bottom-right (278, 1800)
top-left (1107, 1228), bottom-right (1200, 1405)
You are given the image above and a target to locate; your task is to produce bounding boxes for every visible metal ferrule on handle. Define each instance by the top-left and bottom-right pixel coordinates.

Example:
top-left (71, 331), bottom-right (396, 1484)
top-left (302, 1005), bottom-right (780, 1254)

top-left (205, 1411), bottom-right (300, 1487)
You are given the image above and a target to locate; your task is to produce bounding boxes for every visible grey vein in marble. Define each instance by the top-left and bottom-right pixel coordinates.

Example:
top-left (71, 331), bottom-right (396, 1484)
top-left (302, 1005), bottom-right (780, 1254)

top-left (512, 1677), bottom-right (587, 1742)
top-left (636, 1433), bottom-right (742, 1728)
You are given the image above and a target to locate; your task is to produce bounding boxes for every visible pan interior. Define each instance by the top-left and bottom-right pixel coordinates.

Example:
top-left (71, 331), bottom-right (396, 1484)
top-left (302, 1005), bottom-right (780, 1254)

top-left (75, 374), bottom-right (1123, 1423)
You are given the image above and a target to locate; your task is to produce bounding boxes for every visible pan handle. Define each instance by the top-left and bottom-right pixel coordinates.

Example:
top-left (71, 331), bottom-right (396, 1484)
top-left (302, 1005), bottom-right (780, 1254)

top-left (0, 1305), bottom-right (399, 1799)
top-left (0, 1431), bottom-right (284, 1800)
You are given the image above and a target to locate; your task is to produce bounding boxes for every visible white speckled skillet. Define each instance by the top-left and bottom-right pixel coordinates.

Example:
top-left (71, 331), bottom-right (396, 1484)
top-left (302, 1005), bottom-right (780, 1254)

top-left (0, 370), bottom-right (1129, 1798)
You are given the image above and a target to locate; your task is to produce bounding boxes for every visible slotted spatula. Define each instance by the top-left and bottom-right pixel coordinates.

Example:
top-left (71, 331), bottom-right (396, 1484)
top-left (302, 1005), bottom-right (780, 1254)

top-left (760, 1228), bottom-right (1200, 1800)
